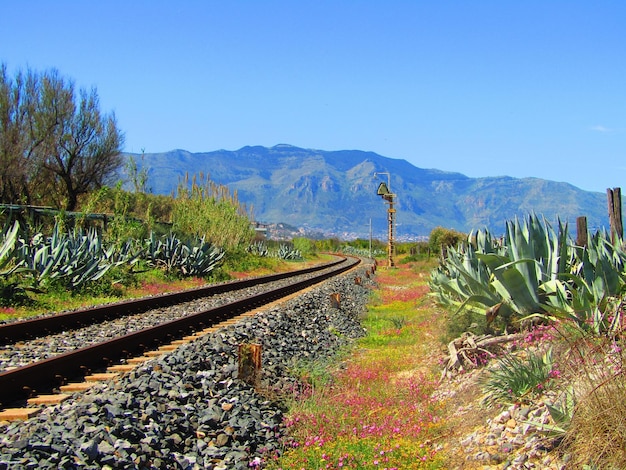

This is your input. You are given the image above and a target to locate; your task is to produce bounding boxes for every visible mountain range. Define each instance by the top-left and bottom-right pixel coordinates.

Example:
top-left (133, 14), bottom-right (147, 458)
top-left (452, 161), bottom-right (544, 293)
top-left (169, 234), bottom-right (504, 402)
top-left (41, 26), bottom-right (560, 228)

top-left (125, 144), bottom-right (609, 240)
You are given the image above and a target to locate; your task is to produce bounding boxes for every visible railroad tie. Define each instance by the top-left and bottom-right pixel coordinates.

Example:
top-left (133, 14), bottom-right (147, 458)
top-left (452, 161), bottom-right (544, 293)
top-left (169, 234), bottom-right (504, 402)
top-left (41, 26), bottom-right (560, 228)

top-left (84, 372), bottom-right (120, 382)
top-left (27, 394), bottom-right (70, 406)
top-left (0, 407), bottom-right (42, 422)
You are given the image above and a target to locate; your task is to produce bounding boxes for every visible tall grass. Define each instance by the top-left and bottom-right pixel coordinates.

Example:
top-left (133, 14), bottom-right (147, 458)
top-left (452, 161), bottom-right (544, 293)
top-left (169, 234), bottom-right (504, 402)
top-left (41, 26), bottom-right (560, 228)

top-left (172, 173), bottom-right (254, 250)
top-left (556, 334), bottom-right (626, 468)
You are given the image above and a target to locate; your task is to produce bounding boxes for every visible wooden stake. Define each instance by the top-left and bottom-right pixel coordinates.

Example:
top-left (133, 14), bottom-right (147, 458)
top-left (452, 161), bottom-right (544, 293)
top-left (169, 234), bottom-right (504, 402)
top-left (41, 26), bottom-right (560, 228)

top-left (330, 293), bottom-right (341, 308)
top-left (238, 343), bottom-right (262, 387)
top-left (607, 187), bottom-right (623, 243)
top-left (576, 216), bottom-right (588, 247)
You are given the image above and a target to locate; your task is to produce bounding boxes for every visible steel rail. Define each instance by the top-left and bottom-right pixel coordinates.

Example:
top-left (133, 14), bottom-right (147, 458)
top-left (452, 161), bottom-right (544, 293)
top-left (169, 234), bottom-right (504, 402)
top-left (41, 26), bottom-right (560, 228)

top-left (0, 257), bottom-right (346, 345)
top-left (0, 256), bottom-right (360, 407)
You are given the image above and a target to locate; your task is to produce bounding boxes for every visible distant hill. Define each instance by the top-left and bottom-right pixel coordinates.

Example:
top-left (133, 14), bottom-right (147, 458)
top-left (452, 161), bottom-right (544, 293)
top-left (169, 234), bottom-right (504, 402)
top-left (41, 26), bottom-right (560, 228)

top-left (123, 144), bottom-right (608, 239)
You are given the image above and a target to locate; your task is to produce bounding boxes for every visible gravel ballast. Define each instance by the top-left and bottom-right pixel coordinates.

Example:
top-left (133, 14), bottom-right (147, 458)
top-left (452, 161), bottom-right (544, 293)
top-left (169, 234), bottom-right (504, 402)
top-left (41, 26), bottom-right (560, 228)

top-left (0, 266), bottom-right (374, 469)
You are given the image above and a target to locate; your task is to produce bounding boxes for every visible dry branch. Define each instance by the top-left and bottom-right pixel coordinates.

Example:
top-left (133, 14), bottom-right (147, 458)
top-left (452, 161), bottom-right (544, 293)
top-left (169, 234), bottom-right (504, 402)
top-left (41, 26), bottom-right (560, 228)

top-left (441, 332), bottom-right (527, 380)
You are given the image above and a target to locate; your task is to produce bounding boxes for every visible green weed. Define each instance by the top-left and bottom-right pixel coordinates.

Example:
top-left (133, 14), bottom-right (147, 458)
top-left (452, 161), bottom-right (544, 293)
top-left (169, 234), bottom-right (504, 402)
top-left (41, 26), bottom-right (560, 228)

top-left (481, 348), bottom-right (554, 406)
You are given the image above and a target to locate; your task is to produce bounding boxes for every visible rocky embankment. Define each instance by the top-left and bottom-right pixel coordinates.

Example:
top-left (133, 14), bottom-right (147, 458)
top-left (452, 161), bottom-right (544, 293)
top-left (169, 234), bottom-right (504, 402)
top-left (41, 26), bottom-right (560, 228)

top-left (437, 335), bottom-right (567, 470)
top-left (0, 267), bottom-right (374, 469)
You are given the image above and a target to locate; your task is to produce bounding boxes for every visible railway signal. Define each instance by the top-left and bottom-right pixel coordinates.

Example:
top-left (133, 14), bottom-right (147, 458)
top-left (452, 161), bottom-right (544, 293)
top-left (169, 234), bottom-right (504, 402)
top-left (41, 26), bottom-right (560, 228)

top-left (374, 173), bottom-right (396, 268)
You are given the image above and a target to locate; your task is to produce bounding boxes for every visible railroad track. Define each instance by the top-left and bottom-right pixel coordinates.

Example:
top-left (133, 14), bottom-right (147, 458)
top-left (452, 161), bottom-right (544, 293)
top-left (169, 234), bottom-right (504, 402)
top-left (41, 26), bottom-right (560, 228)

top-left (0, 255), bottom-right (361, 411)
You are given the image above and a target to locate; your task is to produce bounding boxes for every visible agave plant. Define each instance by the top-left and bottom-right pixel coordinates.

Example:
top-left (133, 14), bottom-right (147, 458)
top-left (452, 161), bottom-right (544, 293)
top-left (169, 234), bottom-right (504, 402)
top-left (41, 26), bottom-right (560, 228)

top-left (0, 221), bottom-right (26, 278)
top-left (145, 232), bottom-right (225, 277)
top-left (543, 229), bottom-right (626, 334)
top-left (105, 238), bottom-right (145, 267)
top-left (276, 244), bottom-right (303, 260)
top-left (429, 240), bottom-right (501, 314)
top-left (18, 225), bottom-right (117, 289)
top-left (0, 221), bottom-right (35, 303)
top-left (340, 244), bottom-right (385, 258)
top-left (180, 237), bottom-right (225, 276)
top-left (430, 214), bottom-right (575, 330)
top-left (247, 241), bottom-right (269, 257)
top-left (145, 232), bottom-right (185, 273)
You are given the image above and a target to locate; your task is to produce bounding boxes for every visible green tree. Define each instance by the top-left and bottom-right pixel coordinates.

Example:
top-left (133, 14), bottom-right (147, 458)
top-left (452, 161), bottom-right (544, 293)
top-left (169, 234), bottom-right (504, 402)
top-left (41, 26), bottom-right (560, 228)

top-left (37, 73), bottom-right (124, 210)
top-left (0, 64), bottom-right (124, 210)
top-left (0, 65), bottom-right (39, 204)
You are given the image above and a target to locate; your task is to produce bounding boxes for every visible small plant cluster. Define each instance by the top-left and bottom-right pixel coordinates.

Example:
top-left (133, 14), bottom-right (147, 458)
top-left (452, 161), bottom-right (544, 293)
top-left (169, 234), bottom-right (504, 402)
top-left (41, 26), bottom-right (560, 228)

top-left (246, 241), bottom-right (303, 260)
top-left (340, 244), bottom-right (386, 259)
top-left (480, 347), bottom-right (555, 406)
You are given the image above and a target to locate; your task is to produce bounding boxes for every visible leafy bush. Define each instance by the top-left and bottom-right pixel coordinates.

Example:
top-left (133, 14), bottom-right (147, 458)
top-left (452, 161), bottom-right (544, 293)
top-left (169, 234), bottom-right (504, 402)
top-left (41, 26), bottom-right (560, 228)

top-left (223, 248), bottom-right (278, 273)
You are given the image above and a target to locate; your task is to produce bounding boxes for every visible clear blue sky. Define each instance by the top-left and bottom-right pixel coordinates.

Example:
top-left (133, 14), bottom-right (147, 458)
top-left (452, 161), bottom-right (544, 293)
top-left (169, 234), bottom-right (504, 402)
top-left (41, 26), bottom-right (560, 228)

top-left (2, 1), bottom-right (624, 193)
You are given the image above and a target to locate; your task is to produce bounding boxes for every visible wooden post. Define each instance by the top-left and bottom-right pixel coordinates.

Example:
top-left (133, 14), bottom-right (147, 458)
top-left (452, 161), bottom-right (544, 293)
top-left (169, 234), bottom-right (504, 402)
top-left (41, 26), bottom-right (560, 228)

top-left (330, 293), bottom-right (341, 309)
top-left (354, 276), bottom-right (361, 285)
top-left (576, 216), bottom-right (588, 247)
top-left (607, 188), bottom-right (623, 243)
top-left (238, 343), bottom-right (262, 387)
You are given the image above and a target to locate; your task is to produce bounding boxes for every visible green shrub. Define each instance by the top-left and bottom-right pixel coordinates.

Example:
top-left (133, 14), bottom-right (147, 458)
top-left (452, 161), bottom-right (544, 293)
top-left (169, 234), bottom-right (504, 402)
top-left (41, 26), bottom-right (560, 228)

top-left (292, 237), bottom-right (315, 257)
top-left (481, 348), bottom-right (554, 406)
top-left (223, 248), bottom-right (278, 273)
top-left (428, 226), bottom-right (466, 256)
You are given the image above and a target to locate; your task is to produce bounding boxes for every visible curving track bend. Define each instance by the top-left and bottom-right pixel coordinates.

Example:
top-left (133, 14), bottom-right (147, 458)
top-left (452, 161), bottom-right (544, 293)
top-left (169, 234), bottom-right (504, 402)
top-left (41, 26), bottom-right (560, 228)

top-left (0, 255), bottom-right (361, 410)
